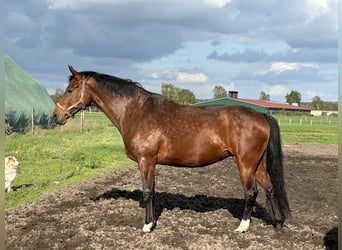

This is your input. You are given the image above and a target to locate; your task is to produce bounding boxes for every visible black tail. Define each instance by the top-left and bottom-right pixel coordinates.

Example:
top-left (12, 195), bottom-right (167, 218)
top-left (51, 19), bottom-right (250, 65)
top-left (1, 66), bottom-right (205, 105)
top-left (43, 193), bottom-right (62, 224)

top-left (264, 114), bottom-right (290, 223)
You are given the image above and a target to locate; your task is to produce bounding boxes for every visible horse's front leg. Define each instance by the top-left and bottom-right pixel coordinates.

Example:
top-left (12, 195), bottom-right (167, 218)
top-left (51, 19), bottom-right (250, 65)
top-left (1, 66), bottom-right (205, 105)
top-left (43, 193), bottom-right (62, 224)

top-left (139, 157), bottom-right (156, 233)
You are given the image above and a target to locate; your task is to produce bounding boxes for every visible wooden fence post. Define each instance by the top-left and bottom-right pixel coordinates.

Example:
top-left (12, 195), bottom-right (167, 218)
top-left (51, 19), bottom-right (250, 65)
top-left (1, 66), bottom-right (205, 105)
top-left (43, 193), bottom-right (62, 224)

top-left (80, 110), bottom-right (84, 132)
top-left (31, 108), bottom-right (35, 135)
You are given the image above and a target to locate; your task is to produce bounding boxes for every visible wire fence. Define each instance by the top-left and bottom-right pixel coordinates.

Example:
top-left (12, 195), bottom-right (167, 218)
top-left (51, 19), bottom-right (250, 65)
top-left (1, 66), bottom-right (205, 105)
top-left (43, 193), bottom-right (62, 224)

top-left (274, 114), bottom-right (338, 127)
top-left (5, 111), bottom-right (114, 135)
top-left (5, 111), bottom-right (338, 135)
top-left (58, 111), bottom-right (113, 132)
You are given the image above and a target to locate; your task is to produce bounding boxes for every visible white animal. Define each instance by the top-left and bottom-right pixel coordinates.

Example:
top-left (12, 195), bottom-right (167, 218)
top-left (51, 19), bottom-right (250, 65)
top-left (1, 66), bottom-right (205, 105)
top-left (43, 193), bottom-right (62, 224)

top-left (5, 156), bottom-right (20, 192)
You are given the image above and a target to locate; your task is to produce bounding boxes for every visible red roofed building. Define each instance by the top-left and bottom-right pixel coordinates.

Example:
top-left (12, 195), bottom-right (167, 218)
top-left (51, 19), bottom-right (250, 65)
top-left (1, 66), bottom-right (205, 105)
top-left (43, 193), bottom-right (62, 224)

top-left (194, 92), bottom-right (311, 115)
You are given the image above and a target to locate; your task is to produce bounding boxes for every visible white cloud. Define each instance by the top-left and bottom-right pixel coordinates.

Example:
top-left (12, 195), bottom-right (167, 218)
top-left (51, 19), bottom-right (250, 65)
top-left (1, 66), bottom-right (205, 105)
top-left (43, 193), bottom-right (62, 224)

top-left (261, 85), bottom-right (290, 97)
top-left (269, 62), bottom-right (318, 73)
top-left (304, 0), bottom-right (330, 22)
top-left (214, 82), bottom-right (237, 91)
top-left (305, 90), bottom-right (319, 99)
top-left (176, 72), bottom-right (208, 83)
top-left (47, 0), bottom-right (116, 10)
top-left (303, 89), bottom-right (337, 102)
top-left (47, 0), bottom-right (73, 10)
top-left (225, 82), bottom-right (236, 91)
top-left (151, 70), bottom-right (177, 80)
top-left (204, 0), bottom-right (232, 8)
top-left (149, 70), bottom-right (209, 84)
top-left (47, 0), bottom-right (232, 12)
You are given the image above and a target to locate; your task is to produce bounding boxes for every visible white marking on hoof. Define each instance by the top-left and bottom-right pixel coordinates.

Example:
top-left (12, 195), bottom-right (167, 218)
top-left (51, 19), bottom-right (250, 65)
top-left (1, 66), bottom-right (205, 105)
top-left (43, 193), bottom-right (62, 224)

top-left (142, 222), bottom-right (154, 233)
top-left (234, 219), bottom-right (250, 233)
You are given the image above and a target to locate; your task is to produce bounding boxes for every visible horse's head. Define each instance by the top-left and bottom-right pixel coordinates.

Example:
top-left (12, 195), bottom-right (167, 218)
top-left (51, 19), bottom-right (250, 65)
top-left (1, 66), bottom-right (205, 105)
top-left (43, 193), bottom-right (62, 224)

top-left (53, 66), bottom-right (91, 125)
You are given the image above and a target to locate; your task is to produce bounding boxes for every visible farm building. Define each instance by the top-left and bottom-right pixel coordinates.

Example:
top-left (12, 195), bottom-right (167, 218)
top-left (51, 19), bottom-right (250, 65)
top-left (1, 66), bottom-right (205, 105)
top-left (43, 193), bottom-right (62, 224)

top-left (194, 91), bottom-right (311, 115)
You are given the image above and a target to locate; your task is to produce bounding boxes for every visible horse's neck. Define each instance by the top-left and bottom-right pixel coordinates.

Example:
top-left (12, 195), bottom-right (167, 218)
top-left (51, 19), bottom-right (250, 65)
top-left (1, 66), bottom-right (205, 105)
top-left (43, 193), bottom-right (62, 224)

top-left (91, 90), bottom-right (142, 133)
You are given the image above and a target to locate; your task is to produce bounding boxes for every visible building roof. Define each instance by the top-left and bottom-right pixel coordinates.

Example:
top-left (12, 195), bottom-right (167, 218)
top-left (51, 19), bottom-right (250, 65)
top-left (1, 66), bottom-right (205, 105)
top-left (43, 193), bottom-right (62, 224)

top-left (194, 97), bottom-right (311, 114)
top-left (237, 98), bottom-right (311, 111)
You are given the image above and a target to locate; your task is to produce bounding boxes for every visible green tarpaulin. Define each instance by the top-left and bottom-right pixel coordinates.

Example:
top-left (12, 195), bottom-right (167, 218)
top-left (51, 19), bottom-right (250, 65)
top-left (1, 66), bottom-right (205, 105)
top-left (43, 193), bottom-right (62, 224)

top-left (5, 55), bottom-right (55, 132)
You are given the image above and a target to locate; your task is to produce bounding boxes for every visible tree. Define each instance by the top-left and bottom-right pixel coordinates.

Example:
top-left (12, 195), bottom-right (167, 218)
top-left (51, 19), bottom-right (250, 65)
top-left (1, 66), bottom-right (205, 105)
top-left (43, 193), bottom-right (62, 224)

top-left (311, 96), bottom-right (323, 110)
top-left (285, 90), bottom-right (301, 105)
top-left (161, 83), bottom-right (178, 100)
top-left (161, 83), bottom-right (196, 104)
top-left (50, 88), bottom-right (64, 104)
top-left (177, 89), bottom-right (196, 104)
top-left (259, 91), bottom-right (270, 101)
top-left (213, 85), bottom-right (227, 99)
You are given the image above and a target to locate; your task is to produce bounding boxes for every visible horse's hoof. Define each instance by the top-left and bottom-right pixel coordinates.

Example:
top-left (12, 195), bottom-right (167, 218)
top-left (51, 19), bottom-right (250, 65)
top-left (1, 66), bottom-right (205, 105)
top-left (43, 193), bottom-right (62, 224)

top-left (275, 221), bottom-right (284, 231)
top-left (142, 222), bottom-right (154, 233)
top-left (234, 219), bottom-right (250, 233)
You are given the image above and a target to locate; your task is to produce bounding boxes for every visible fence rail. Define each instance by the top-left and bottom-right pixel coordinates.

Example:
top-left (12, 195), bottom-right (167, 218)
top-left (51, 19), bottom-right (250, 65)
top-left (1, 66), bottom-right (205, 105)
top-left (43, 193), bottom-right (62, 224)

top-left (276, 115), bottom-right (338, 127)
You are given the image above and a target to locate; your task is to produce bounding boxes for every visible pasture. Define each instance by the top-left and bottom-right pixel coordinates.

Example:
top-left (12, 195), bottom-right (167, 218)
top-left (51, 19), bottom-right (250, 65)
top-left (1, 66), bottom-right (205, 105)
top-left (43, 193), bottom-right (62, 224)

top-left (275, 114), bottom-right (337, 144)
top-left (5, 112), bottom-right (338, 249)
top-left (5, 112), bottom-right (133, 208)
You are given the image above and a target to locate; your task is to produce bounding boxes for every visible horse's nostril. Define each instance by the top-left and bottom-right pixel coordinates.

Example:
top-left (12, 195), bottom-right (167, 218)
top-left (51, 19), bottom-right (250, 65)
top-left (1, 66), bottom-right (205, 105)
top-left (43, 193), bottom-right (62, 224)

top-left (53, 113), bottom-right (59, 122)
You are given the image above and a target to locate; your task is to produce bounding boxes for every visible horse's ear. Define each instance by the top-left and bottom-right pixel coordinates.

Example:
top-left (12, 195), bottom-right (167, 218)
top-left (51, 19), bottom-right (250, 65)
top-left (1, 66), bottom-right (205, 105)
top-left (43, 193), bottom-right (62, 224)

top-left (68, 65), bottom-right (81, 79)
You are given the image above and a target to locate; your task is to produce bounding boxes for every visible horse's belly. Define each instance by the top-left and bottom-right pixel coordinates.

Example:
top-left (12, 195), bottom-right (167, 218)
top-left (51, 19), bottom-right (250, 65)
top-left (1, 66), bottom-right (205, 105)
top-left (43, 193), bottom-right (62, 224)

top-left (157, 143), bottom-right (229, 167)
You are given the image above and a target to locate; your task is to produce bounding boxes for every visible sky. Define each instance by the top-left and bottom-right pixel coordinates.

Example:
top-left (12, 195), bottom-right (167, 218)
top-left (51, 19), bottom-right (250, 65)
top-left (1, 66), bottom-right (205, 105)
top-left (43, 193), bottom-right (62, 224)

top-left (5, 0), bottom-right (338, 103)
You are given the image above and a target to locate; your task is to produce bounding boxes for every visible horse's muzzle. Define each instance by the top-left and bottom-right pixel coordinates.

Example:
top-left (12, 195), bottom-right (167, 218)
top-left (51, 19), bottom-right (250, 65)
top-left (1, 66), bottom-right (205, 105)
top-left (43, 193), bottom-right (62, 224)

top-left (53, 113), bottom-right (67, 125)
top-left (53, 107), bottom-right (68, 125)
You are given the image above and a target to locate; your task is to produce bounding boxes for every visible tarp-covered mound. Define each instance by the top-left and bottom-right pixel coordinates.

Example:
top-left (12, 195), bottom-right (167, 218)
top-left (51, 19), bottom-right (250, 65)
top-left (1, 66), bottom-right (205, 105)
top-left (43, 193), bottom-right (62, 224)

top-left (5, 55), bottom-right (55, 133)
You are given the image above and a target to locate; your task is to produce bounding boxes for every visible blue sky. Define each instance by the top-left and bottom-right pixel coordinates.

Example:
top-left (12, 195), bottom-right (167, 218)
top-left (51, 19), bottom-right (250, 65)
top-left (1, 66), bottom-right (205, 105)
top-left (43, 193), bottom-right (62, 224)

top-left (5, 0), bottom-right (338, 102)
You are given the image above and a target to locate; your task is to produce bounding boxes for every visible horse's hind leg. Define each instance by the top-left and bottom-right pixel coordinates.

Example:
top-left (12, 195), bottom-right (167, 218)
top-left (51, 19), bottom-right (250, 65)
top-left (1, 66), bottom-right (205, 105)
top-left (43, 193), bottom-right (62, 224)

top-left (235, 160), bottom-right (258, 233)
top-left (138, 157), bottom-right (156, 233)
top-left (255, 162), bottom-right (283, 230)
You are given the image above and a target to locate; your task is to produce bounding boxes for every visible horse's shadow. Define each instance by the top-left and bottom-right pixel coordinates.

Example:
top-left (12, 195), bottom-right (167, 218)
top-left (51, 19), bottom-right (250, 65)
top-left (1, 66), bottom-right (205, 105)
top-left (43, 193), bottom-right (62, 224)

top-left (324, 226), bottom-right (338, 250)
top-left (92, 188), bottom-right (271, 224)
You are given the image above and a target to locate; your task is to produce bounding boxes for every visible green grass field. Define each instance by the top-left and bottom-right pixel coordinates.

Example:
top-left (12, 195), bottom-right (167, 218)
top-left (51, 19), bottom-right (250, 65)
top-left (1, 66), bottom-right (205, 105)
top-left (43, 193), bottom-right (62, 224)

top-left (5, 112), bottom-right (338, 208)
top-left (273, 114), bottom-right (338, 144)
top-left (5, 113), bottom-right (132, 208)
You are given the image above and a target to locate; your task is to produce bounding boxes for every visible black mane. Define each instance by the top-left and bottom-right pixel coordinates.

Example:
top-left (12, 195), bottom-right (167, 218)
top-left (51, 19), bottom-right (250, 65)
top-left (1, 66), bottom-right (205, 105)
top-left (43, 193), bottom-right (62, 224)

top-left (70, 71), bottom-right (152, 97)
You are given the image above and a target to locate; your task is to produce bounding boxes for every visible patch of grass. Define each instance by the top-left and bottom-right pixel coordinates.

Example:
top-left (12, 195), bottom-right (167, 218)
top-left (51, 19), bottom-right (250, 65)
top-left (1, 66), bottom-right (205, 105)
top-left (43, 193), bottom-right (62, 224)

top-left (5, 121), bottom-right (132, 208)
top-left (273, 114), bottom-right (338, 144)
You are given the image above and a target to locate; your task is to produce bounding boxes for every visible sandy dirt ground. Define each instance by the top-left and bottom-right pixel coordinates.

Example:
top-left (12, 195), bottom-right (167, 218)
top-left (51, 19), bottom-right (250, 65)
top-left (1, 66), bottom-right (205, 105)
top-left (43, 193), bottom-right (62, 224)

top-left (5, 143), bottom-right (338, 249)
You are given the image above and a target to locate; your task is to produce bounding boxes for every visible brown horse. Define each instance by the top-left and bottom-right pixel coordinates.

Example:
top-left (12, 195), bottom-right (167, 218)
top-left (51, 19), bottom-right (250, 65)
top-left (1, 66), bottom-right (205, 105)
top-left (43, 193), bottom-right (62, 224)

top-left (53, 66), bottom-right (290, 233)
